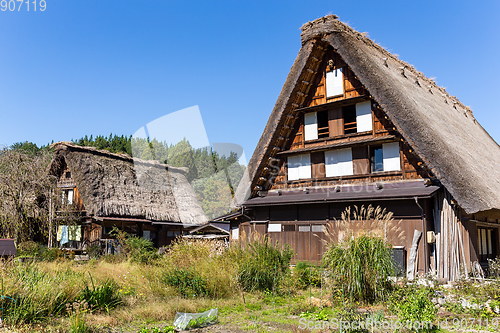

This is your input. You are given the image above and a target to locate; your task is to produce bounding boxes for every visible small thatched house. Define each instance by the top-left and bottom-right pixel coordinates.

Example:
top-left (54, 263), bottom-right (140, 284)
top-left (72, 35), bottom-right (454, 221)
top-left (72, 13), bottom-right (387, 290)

top-left (228, 15), bottom-right (500, 281)
top-left (49, 142), bottom-right (208, 248)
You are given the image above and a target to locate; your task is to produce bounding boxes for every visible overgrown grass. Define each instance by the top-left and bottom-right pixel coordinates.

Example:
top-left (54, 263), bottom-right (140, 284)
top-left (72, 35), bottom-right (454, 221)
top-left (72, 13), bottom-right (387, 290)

top-left (323, 234), bottom-right (394, 303)
top-left (234, 237), bottom-right (294, 292)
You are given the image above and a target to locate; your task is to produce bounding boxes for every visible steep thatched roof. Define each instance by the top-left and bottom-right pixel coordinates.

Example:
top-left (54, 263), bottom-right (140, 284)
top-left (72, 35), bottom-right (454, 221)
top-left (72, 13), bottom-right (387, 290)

top-left (49, 142), bottom-right (208, 224)
top-left (237, 15), bottom-right (500, 215)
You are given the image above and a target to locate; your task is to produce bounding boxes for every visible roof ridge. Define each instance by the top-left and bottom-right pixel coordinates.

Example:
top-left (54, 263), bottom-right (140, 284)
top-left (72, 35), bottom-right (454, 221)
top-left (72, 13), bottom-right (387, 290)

top-left (301, 16), bottom-right (475, 119)
top-left (51, 141), bottom-right (188, 173)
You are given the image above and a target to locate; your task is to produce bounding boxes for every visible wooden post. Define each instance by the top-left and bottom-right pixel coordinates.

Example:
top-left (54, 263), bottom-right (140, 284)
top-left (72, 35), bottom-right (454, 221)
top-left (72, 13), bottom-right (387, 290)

top-left (48, 189), bottom-right (54, 248)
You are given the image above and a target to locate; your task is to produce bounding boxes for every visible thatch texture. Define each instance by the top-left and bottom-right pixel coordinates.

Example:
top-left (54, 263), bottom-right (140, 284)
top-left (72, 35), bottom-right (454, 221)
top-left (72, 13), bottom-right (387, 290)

top-left (49, 142), bottom-right (208, 224)
top-left (238, 15), bottom-right (500, 215)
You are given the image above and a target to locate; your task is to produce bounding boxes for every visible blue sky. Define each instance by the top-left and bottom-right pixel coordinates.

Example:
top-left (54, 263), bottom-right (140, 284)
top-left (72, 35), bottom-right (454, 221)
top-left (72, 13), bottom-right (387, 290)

top-left (1, 1), bottom-right (499, 162)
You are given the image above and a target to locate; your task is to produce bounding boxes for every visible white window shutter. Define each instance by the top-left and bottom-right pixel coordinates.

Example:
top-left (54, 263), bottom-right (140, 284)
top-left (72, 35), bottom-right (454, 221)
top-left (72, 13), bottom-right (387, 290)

top-left (304, 112), bottom-right (318, 141)
top-left (67, 190), bottom-right (74, 204)
top-left (337, 148), bottom-right (354, 176)
top-left (326, 68), bottom-right (344, 97)
top-left (231, 228), bottom-right (239, 239)
top-left (287, 155), bottom-right (300, 181)
top-left (325, 149), bottom-right (353, 177)
top-left (325, 150), bottom-right (339, 177)
top-left (382, 142), bottom-right (401, 171)
top-left (268, 224), bottom-right (282, 232)
top-left (356, 101), bottom-right (373, 132)
top-left (299, 154), bottom-right (311, 179)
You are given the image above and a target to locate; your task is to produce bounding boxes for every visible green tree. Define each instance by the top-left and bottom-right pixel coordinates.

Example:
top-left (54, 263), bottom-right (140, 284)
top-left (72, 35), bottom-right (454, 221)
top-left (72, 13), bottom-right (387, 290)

top-left (168, 138), bottom-right (197, 182)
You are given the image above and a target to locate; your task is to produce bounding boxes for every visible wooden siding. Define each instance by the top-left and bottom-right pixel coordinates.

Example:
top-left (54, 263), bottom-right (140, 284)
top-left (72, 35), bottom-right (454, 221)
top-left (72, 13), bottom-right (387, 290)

top-left (243, 200), bottom-right (430, 269)
top-left (271, 99), bottom-right (429, 190)
top-left (73, 187), bottom-right (85, 211)
top-left (306, 49), bottom-right (366, 107)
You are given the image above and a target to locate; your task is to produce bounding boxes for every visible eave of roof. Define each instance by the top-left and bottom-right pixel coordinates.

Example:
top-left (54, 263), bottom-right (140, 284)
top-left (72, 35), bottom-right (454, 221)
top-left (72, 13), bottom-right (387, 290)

top-left (243, 181), bottom-right (440, 207)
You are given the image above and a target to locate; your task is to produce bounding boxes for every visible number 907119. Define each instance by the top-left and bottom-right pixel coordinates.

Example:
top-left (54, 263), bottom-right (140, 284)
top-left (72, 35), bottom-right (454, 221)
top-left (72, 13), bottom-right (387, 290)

top-left (1, 0), bottom-right (46, 11)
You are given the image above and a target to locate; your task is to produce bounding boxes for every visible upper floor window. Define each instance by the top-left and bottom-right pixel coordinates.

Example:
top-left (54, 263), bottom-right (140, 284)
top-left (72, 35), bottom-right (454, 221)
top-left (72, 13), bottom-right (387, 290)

top-left (287, 142), bottom-right (401, 181)
top-left (326, 68), bottom-right (344, 98)
top-left (65, 171), bottom-right (71, 179)
top-left (303, 101), bottom-right (373, 141)
top-left (62, 189), bottom-right (74, 205)
top-left (325, 148), bottom-right (353, 177)
top-left (287, 154), bottom-right (311, 180)
top-left (370, 142), bottom-right (401, 172)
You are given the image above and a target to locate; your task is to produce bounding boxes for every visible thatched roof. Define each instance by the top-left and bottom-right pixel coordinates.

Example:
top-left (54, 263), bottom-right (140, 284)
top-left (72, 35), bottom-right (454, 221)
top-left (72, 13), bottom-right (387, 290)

top-left (49, 142), bottom-right (208, 224)
top-left (236, 15), bottom-right (500, 215)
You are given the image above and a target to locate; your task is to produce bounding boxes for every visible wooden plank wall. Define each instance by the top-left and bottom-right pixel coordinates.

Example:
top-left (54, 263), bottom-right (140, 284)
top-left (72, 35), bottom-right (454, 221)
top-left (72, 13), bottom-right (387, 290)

top-left (307, 50), bottom-right (366, 107)
top-left (243, 200), bottom-right (429, 270)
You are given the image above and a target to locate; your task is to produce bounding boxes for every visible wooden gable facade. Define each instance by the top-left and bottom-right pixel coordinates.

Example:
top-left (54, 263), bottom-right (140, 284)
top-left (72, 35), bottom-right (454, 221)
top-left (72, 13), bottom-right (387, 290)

top-left (228, 16), bottom-right (500, 281)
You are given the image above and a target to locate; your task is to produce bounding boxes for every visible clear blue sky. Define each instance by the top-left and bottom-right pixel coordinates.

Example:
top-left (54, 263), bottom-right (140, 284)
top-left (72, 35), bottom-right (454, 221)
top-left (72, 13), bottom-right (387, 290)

top-left (1, 1), bottom-right (499, 161)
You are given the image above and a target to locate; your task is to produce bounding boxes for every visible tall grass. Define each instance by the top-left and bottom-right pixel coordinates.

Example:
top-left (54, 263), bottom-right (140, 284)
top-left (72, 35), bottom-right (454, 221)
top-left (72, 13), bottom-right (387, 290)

top-left (1, 261), bottom-right (82, 325)
top-left (163, 238), bottom-right (236, 298)
top-left (322, 205), bottom-right (396, 304)
top-left (323, 235), bottom-right (394, 303)
top-left (234, 236), bottom-right (294, 292)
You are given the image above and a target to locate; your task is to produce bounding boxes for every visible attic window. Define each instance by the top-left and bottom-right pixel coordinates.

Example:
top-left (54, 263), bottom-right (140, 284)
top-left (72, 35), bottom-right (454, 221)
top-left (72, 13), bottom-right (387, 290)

top-left (62, 189), bottom-right (74, 205)
top-left (65, 171), bottom-right (71, 179)
top-left (326, 68), bottom-right (344, 98)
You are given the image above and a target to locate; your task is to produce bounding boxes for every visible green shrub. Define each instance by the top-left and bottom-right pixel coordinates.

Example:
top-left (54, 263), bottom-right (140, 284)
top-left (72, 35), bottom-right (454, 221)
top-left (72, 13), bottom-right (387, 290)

top-left (79, 274), bottom-right (121, 312)
top-left (41, 248), bottom-right (64, 261)
top-left (16, 241), bottom-right (41, 257)
top-left (236, 237), bottom-right (294, 292)
top-left (163, 238), bottom-right (237, 298)
top-left (87, 244), bottom-right (102, 259)
top-left (323, 234), bottom-right (394, 303)
top-left (164, 267), bottom-right (209, 297)
top-left (389, 285), bottom-right (437, 332)
top-left (294, 261), bottom-right (322, 289)
top-left (126, 236), bottom-right (159, 264)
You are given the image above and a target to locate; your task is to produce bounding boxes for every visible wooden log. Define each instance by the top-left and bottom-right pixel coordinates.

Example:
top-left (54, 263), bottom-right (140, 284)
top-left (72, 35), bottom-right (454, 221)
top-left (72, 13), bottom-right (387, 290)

top-left (407, 230), bottom-right (422, 281)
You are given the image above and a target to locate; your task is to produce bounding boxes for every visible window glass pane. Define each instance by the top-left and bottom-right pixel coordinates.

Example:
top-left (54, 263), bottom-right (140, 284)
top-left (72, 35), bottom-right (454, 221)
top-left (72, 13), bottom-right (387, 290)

top-left (312, 225), bottom-right (325, 233)
top-left (143, 231), bottom-right (151, 241)
top-left (487, 229), bottom-right (493, 255)
top-left (67, 190), bottom-right (74, 204)
top-left (371, 147), bottom-right (384, 172)
top-left (299, 225), bottom-right (311, 232)
top-left (481, 229), bottom-right (487, 256)
top-left (478, 232), bottom-right (482, 255)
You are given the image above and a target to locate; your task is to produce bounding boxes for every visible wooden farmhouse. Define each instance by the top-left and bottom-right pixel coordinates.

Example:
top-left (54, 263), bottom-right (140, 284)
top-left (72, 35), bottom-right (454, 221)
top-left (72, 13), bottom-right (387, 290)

top-left (227, 15), bottom-right (500, 281)
top-left (48, 142), bottom-right (208, 250)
